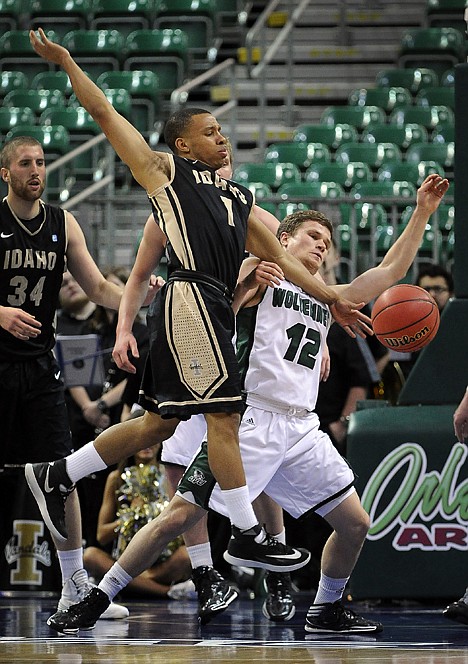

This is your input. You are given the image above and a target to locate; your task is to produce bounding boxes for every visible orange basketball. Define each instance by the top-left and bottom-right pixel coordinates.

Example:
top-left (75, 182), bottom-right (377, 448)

top-left (371, 284), bottom-right (440, 352)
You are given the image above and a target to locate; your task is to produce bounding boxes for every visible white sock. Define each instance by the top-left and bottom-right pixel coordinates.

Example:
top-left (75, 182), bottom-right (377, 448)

top-left (314, 572), bottom-right (349, 605)
top-left (186, 543), bottom-right (213, 569)
top-left (66, 442), bottom-right (107, 484)
top-left (98, 562), bottom-right (133, 602)
top-left (221, 485), bottom-right (258, 531)
top-left (57, 548), bottom-right (84, 584)
top-left (271, 528), bottom-right (286, 544)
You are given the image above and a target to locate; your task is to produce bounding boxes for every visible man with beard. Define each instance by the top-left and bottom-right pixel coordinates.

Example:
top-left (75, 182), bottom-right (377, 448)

top-left (0, 135), bottom-right (138, 621)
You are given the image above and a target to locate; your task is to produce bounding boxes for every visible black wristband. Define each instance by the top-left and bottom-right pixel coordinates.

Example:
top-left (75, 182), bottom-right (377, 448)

top-left (96, 399), bottom-right (108, 413)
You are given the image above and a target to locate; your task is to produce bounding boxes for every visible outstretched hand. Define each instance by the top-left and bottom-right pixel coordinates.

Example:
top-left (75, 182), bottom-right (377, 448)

top-left (30, 27), bottom-right (70, 66)
top-left (416, 174), bottom-right (450, 214)
top-left (331, 298), bottom-right (373, 339)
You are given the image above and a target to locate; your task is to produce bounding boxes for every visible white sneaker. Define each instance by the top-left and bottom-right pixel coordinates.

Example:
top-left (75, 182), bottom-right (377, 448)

top-left (167, 579), bottom-right (197, 601)
top-left (57, 569), bottom-right (129, 620)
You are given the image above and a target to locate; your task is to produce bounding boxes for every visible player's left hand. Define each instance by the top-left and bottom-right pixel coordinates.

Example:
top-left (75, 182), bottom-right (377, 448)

top-left (331, 298), bottom-right (373, 339)
top-left (30, 28), bottom-right (71, 66)
top-left (142, 274), bottom-right (164, 307)
top-left (417, 174), bottom-right (450, 213)
top-left (320, 343), bottom-right (330, 381)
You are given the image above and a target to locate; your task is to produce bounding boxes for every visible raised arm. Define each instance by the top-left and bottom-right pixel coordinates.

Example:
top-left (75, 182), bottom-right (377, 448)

top-left (339, 174), bottom-right (449, 304)
top-left (29, 29), bottom-right (168, 192)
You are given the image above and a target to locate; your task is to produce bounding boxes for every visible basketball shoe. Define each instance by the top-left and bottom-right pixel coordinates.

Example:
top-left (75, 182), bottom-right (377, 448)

top-left (305, 601), bottom-right (383, 633)
top-left (224, 524), bottom-right (310, 572)
top-left (192, 566), bottom-right (238, 624)
top-left (262, 572), bottom-right (296, 622)
top-left (443, 598), bottom-right (468, 625)
top-left (48, 587), bottom-right (111, 634)
top-left (55, 569), bottom-right (129, 623)
top-left (25, 459), bottom-right (74, 542)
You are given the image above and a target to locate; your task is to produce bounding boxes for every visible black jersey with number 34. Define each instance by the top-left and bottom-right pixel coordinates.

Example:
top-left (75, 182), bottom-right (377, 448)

top-left (149, 156), bottom-right (254, 293)
top-left (0, 199), bottom-right (66, 360)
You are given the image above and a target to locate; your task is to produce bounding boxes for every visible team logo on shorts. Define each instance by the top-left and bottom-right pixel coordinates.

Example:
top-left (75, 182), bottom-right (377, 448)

top-left (189, 358), bottom-right (203, 376)
top-left (187, 468), bottom-right (207, 486)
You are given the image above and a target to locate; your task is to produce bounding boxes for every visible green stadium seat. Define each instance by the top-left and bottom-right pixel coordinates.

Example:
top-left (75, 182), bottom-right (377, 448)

top-left (40, 106), bottom-right (103, 178)
top-left (320, 105), bottom-right (386, 130)
top-left (0, 106), bottom-right (36, 132)
top-left (340, 202), bottom-right (388, 233)
top-left (440, 68), bottom-right (455, 86)
top-left (0, 70), bottom-right (27, 98)
top-left (406, 142), bottom-right (454, 169)
top-left (348, 87), bottom-right (412, 112)
top-left (5, 125), bottom-right (70, 156)
top-left (242, 182), bottom-right (273, 201)
top-left (233, 162), bottom-right (301, 190)
top-left (426, 0), bottom-right (467, 32)
top-left (335, 142), bottom-right (402, 169)
top-left (351, 180), bottom-right (417, 202)
top-left (124, 29), bottom-right (188, 93)
top-left (400, 202), bottom-right (454, 233)
top-left (97, 70), bottom-right (160, 133)
top-left (431, 125), bottom-right (455, 143)
top-left (0, 0), bottom-right (23, 32)
top-left (3, 88), bottom-right (65, 115)
top-left (153, 0), bottom-right (217, 66)
top-left (264, 142), bottom-right (330, 169)
top-left (375, 67), bottom-right (439, 93)
top-left (91, 0), bottom-right (154, 38)
top-left (375, 224), bottom-right (396, 254)
top-left (278, 181), bottom-right (345, 201)
top-left (377, 160), bottom-right (445, 185)
top-left (398, 28), bottom-right (466, 76)
top-left (304, 162), bottom-right (372, 189)
top-left (292, 123), bottom-right (358, 148)
top-left (61, 30), bottom-right (125, 78)
top-left (362, 122), bottom-right (428, 149)
top-left (416, 86), bottom-right (455, 109)
top-left (31, 71), bottom-right (73, 96)
top-left (30, 0), bottom-right (92, 39)
top-left (40, 107), bottom-right (100, 137)
top-left (276, 201), bottom-right (310, 219)
top-left (257, 201), bottom-right (277, 216)
top-left (389, 104), bottom-right (454, 129)
top-left (0, 30), bottom-right (58, 82)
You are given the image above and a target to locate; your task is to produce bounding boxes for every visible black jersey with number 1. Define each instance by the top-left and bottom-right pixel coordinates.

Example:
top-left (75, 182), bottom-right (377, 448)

top-left (149, 155), bottom-right (254, 293)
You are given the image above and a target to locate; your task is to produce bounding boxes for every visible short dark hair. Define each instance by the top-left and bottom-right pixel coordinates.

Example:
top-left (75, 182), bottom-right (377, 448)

top-left (163, 107), bottom-right (211, 153)
top-left (416, 263), bottom-right (453, 292)
top-left (0, 136), bottom-right (43, 169)
top-left (276, 209), bottom-right (334, 241)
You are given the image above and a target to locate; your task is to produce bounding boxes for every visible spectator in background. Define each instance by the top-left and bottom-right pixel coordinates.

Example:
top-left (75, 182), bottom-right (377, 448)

top-left (416, 263), bottom-right (453, 313)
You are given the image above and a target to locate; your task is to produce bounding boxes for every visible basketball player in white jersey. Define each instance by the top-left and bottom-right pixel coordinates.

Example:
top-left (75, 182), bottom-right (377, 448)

top-left (43, 173), bottom-right (448, 634)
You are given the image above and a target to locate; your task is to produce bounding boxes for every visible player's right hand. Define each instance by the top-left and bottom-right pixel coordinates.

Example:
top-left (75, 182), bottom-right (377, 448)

top-left (331, 298), bottom-right (373, 339)
top-left (30, 28), bottom-right (70, 66)
top-left (0, 306), bottom-right (42, 340)
top-left (113, 331), bottom-right (139, 373)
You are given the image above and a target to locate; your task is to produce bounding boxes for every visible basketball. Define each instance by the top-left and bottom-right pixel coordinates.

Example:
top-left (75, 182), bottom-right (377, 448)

top-left (371, 284), bottom-right (440, 352)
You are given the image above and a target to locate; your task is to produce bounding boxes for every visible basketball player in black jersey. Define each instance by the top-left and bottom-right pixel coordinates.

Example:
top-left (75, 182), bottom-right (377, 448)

top-left (26, 31), bottom-right (374, 625)
top-left (0, 135), bottom-right (134, 621)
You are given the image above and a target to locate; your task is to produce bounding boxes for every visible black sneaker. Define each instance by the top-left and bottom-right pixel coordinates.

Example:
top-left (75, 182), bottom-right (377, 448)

top-left (262, 572), bottom-right (296, 622)
top-left (443, 599), bottom-right (468, 625)
top-left (192, 566), bottom-right (238, 625)
top-left (305, 601), bottom-right (383, 633)
top-left (25, 460), bottom-right (74, 542)
top-left (47, 587), bottom-right (111, 634)
top-left (223, 525), bottom-right (310, 572)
